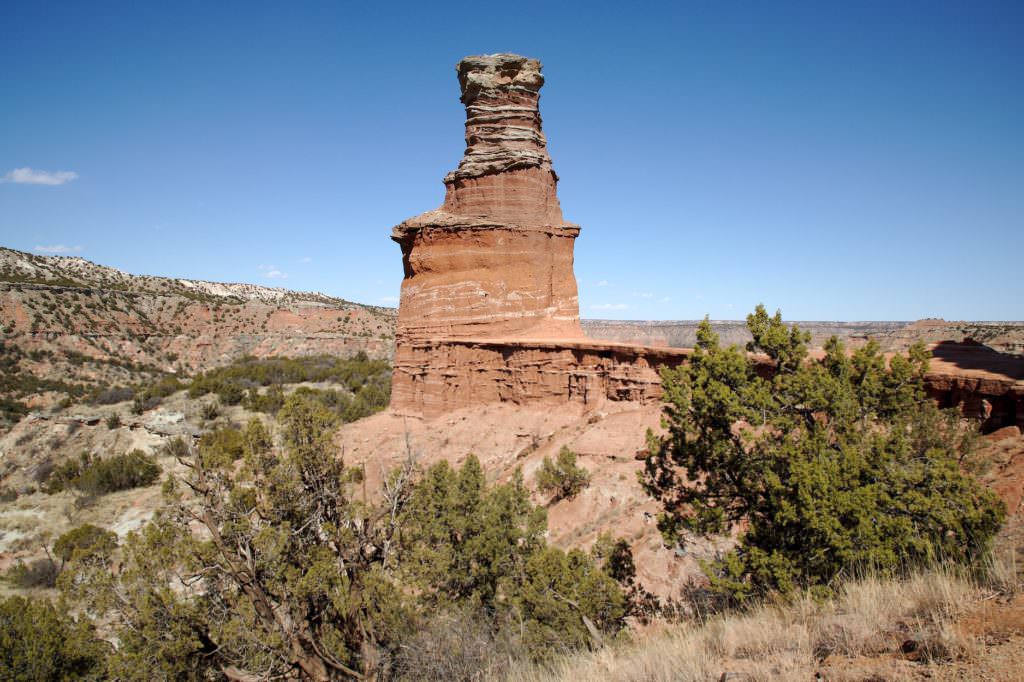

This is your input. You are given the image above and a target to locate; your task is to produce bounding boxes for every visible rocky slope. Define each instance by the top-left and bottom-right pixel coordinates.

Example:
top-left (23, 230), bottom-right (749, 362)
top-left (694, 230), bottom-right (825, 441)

top-left (0, 246), bottom-right (396, 410)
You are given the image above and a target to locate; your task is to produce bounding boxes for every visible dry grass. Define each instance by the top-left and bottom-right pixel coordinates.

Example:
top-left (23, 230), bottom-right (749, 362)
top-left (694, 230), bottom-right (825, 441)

top-left (504, 560), bottom-right (1021, 682)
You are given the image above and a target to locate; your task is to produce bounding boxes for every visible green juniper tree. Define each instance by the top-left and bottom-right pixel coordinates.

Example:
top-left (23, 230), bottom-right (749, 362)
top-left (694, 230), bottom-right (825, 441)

top-left (535, 446), bottom-right (591, 502)
top-left (399, 456), bottom-right (626, 659)
top-left (61, 391), bottom-right (414, 680)
top-left (643, 305), bottom-right (1005, 603)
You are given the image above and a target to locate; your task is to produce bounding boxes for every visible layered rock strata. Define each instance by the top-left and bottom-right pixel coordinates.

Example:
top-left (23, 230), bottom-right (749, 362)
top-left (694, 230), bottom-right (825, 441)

top-left (392, 53), bottom-right (618, 415)
top-left (392, 339), bottom-right (690, 418)
top-left (391, 54), bottom-right (582, 344)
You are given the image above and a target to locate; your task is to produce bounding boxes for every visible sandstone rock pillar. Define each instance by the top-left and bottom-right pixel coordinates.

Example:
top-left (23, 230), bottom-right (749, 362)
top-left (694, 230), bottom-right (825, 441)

top-left (391, 54), bottom-right (583, 344)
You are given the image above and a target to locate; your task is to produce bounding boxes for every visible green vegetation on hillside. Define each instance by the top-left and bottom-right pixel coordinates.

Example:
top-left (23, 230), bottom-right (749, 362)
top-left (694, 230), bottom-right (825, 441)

top-left (0, 596), bottom-right (108, 680)
top-left (37, 386), bottom-right (624, 680)
top-left (644, 305), bottom-right (1006, 603)
top-left (41, 450), bottom-right (161, 496)
top-left (190, 353), bottom-right (391, 419)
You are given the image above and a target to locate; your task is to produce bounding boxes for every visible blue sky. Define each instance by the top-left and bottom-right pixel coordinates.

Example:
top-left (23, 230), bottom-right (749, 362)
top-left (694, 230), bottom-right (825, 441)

top-left (1, 1), bottom-right (1021, 321)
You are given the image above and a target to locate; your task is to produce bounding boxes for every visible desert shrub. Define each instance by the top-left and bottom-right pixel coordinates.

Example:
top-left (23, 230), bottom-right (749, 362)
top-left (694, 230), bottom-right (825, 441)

top-left (53, 524), bottom-right (118, 564)
top-left (0, 397), bottom-right (28, 425)
top-left (74, 450), bottom-right (161, 495)
top-left (215, 381), bottom-right (245, 406)
top-left (244, 383), bottom-right (285, 414)
top-left (41, 454), bottom-right (87, 494)
top-left (278, 384), bottom-right (388, 426)
top-left (91, 386), bottom-right (135, 405)
top-left (160, 436), bottom-right (190, 459)
top-left (643, 307), bottom-right (1006, 604)
top-left (199, 401), bottom-right (220, 421)
top-left (0, 485), bottom-right (18, 503)
top-left (145, 375), bottom-right (184, 400)
top-left (535, 446), bottom-right (591, 502)
top-left (44, 450), bottom-right (160, 496)
top-left (197, 426), bottom-right (245, 468)
top-left (105, 413), bottom-right (121, 429)
top-left (130, 375), bottom-right (185, 414)
top-left (0, 595), bottom-right (108, 680)
top-left (3, 558), bottom-right (60, 589)
top-left (242, 417), bottom-right (272, 460)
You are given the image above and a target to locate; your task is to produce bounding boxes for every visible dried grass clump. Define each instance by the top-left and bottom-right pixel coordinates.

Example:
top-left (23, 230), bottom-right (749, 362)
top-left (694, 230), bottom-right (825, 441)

top-left (505, 566), bottom-right (995, 682)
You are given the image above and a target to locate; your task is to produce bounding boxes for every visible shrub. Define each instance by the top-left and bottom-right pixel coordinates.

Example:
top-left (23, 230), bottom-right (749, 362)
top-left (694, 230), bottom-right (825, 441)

top-left (54, 524), bottom-right (118, 563)
top-left (197, 427), bottom-right (245, 468)
top-left (643, 307), bottom-right (1006, 604)
top-left (199, 401), bottom-right (219, 421)
top-left (105, 413), bottom-right (122, 429)
top-left (0, 595), bottom-right (108, 679)
top-left (0, 486), bottom-right (17, 503)
top-left (43, 450), bottom-right (161, 496)
top-left (3, 558), bottom-right (59, 589)
top-left (91, 386), bottom-right (135, 405)
top-left (401, 456), bottom-right (624, 659)
top-left (74, 450), bottom-right (161, 495)
top-left (189, 353), bottom-right (392, 416)
top-left (244, 384), bottom-right (285, 414)
top-left (535, 446), bottom-right (590, 502)
top-left (41, 454), bottom-right (87, 494)
top-left (160, 436), bottom-right (190, 459)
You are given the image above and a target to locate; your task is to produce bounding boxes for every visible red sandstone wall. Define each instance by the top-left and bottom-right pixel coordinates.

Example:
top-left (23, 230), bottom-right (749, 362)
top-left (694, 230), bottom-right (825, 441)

top-left (391, 339), bottom-right (690, 418)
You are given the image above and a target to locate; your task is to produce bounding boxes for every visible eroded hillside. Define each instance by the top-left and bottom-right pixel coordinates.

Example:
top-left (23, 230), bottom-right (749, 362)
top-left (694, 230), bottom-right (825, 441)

top-left (0, 247), bottom-right (396, 413)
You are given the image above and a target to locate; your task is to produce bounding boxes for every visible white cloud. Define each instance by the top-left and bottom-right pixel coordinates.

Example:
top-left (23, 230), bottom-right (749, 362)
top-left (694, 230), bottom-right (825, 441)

top-left (258, 264), bottom-right (288, 280)
top-left (35, 244), bottom-right (82, 254)
top-left (637, 292), bottom-right (654, 298)
top-left (299, 256), bottom-right (313, 264)
top-left (596, 280), bottom-right (609, 287)
top-left (379, 296), bottom-right (400, 303)
top-left (591, 303), bottom-right (629, 311)
top-left (661, 297), bottom-right (672, 303)
top-left (2, 167), bottom-right (79, 186)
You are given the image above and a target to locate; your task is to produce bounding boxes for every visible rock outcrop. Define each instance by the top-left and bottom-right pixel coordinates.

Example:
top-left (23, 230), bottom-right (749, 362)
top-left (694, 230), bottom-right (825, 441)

top-left (391, 54), bottom-right (582, 343)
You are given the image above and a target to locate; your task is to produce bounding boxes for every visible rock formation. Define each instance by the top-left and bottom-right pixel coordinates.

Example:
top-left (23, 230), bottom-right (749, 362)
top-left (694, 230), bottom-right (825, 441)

top-left (391, 54), bottom-right (582, 343)
top-left (389, 54), bottom-right (1024, 424)
top-left (389, 54), bottom-right (689, 416)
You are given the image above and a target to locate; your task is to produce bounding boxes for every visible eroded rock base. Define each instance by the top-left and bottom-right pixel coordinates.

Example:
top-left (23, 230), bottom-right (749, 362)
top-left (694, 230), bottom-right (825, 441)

top-left (391, 338), bottom-right (690, 418)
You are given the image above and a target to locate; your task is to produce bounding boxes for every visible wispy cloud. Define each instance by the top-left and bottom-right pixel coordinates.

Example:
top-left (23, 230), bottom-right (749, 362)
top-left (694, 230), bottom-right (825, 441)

top-left (2, 167), bottom-right (79, 186)
top-left (299, 256), bottom-right (313, 264)
top-left (661, 296), bottom-right (672, 303)
top-left (591, 303), bottom-right (629, 311)
top-left (635, 292), bottom-right (654, 299)
top-left (258, 264), bottom-right (288, 280)
top-left (379, 295), bottom-right (400, 303)
top-left (596, 280), bottom-right (609, 287)
top-left (35, 244), bottom-right (83, 254)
